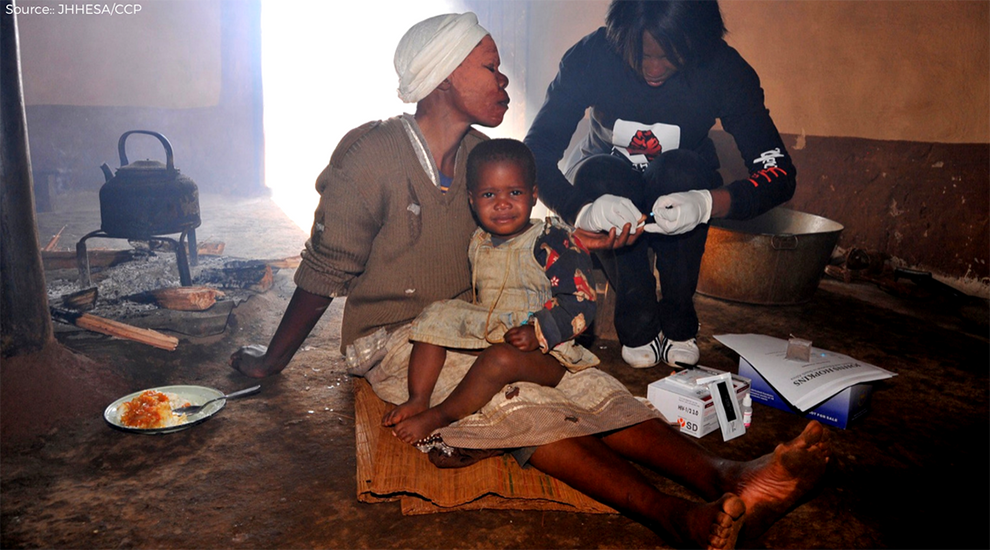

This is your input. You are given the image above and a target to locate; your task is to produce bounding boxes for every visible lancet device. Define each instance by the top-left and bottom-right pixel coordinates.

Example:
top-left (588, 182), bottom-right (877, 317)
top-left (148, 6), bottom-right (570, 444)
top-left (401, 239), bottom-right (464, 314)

top-left (695, 372), bottom-right (746, 441)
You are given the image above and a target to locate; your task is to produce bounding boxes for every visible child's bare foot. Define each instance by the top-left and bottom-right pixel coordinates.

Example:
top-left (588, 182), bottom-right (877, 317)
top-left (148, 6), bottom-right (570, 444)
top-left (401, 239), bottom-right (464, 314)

top-left (392, 408), bottom-right (450, 445)
top-left (673, 493), bottom-right (745, 550)
top-left (381, 397), bottom-right (428, 427)
top-left (729, 420), bottom-right (830, 541)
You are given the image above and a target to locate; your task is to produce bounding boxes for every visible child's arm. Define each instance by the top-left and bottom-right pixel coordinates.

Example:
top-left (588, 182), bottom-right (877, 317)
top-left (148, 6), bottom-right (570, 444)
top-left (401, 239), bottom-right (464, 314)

top-left (529, 223), bottom-right (597, 353)
top-left (504, 324), bottom-right (540, 351)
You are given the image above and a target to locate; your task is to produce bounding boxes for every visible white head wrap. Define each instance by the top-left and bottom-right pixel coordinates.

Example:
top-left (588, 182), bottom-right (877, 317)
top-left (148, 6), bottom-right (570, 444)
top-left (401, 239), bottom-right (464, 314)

top-left (394, 12), bottom-right (490, 103)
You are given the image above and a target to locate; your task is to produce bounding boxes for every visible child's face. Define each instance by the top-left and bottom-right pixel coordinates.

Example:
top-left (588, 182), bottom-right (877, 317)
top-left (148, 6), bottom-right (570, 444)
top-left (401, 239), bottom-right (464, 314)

top-left (468, 160), bottom-right (538, 240)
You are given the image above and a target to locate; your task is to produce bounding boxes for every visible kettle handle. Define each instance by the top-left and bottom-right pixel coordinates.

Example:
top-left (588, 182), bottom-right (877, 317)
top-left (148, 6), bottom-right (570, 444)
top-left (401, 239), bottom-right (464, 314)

top-left (118, 130), bottom-right (175, 173)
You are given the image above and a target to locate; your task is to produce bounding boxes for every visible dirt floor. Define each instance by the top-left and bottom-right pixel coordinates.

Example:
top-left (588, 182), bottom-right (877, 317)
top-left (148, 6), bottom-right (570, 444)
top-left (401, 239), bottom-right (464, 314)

top-left (2, 195), bottom-right (988, 549)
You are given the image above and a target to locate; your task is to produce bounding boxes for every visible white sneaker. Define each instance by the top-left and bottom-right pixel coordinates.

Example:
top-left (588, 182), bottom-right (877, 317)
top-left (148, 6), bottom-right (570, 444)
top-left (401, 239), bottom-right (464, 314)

top-left (621, 334), bottom-right (663, 368)
top-left (621, 332), bottom-right (700, 369)
top-left (658, 332), bottom-right (699, 368)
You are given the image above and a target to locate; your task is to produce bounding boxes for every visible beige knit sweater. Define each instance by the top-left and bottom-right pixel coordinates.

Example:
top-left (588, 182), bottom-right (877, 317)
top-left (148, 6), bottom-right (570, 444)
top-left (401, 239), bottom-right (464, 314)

top-left (294, 116), bottom-right (485, 352)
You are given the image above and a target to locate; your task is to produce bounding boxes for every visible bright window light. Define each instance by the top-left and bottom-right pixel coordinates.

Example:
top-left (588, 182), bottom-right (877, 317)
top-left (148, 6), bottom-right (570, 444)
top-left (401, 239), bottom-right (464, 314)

top-left (261, 0), bottom-right (464, 232)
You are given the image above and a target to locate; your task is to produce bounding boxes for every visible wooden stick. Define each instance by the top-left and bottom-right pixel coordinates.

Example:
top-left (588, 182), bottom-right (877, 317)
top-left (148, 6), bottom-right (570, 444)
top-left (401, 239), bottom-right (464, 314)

top-left (266, 256), bottom-right (301, 269)
top-left (42, 249), bottom-right (136, 271)
top-left (74, 313), bottom-right (178, 351)
top-left (43, 225), bottom-right (66, 251)
top-left (52, 308), bottom-right (178, 351)
top-left (197, 241), bottom-right (225, 256)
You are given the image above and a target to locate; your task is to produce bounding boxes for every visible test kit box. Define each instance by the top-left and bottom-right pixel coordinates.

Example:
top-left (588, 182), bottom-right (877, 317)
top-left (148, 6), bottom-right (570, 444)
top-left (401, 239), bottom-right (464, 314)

top-left (647, 366), bottom-right (750, 438)
top-left (738, 358), bottom-right (873, 429)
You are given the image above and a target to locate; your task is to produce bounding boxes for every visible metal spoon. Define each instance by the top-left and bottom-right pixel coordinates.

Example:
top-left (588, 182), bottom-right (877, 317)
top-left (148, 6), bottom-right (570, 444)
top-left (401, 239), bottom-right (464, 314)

top-left (173, 385), bottom-right (261, 416)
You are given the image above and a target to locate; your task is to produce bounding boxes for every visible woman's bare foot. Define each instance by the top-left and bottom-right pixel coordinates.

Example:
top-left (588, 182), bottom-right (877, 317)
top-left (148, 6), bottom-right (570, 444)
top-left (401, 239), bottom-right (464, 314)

top-left (381, 397), bottom-right (428, 428)
top-left (673, 493), bottom-right (746, 550)
top-left (728, 420), bottom-right (831, 541)
top-left (392, 407), bottom-right (450, 444)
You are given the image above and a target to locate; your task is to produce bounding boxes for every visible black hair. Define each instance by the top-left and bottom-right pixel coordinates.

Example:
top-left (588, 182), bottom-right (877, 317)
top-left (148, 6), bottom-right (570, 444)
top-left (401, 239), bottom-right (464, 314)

top-left (466, 138), bottom-right (537, 192)
top-left (605, 0), bottom-right (726, 73)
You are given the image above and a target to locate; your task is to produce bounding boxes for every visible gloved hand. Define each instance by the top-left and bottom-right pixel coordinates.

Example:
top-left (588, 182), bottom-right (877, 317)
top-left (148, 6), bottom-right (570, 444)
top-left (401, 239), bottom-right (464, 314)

top-left (643, 190), bottom-right (713, 235)
top-left (575, 194), bottom-right (643, 233)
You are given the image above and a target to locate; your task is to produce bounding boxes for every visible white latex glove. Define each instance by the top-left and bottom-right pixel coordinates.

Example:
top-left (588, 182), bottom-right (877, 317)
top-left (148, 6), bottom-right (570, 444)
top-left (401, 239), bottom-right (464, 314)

top-left (574, 194), bottom-right (643, 232)
top-left (643, 190), bottom-right (713, 235)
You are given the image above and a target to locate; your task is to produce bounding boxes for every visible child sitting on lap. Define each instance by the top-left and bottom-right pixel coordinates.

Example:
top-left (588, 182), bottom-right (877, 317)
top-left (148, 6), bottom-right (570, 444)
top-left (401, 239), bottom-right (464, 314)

top-left (382, 138), bottom-right (599, 445)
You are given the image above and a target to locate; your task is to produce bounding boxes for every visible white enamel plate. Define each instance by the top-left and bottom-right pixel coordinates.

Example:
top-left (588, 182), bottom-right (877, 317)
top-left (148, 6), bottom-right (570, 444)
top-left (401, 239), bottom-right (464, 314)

top-left (104, 385), bottom-right (226, 434)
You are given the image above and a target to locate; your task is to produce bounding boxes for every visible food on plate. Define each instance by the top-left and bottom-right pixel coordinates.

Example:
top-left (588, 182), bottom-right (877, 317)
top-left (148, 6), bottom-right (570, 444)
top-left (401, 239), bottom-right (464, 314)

top-left (119, 390), bottom-right (190, 429)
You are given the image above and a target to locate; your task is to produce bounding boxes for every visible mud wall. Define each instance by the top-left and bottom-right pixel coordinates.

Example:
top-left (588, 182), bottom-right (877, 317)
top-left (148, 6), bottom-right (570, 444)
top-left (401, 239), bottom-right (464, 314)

top-left (719, 1), bottom-right (989, 290)
top-left (18, 0), bottom-right (264, 203)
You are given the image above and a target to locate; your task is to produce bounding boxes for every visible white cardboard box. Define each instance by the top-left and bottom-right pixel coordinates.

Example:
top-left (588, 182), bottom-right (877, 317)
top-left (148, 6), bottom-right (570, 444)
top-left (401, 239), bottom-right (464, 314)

top-left (647, 366), bottom-right (751, 438)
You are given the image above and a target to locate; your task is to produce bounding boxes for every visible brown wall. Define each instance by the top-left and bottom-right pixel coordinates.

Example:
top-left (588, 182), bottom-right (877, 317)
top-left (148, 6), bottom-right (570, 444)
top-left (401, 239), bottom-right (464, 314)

top-left (722, 0), bottom-right (989, 144)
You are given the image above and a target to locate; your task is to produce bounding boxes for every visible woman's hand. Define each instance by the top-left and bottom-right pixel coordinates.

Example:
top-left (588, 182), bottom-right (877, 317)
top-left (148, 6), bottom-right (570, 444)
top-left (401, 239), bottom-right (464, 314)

top-left (643, 190), bottom-right (712, 235)
top-left (572, 218), bottom-right (645, 251)
top-left (574, 194), bottom-right (643, 233)
top-left (504, 325), bottom-right (540, 352)
top-left (228, 288), bottom-right (332, 379)
top-left (229, 344), bottom-right (276, 378)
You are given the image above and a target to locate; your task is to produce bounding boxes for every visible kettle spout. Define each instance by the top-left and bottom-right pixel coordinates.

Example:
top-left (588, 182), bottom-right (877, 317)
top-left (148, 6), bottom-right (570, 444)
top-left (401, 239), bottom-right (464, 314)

top-left (100, 163), bottom-right (113, 182)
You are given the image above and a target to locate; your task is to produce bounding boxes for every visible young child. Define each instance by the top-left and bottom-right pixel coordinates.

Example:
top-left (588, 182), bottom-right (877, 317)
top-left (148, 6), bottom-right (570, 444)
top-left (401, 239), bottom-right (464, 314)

top-left (381, 138), bottom-right (599, 445)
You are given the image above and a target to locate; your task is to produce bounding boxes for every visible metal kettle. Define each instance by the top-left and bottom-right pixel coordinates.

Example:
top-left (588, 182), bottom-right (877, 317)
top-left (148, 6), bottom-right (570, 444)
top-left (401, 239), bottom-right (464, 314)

top-left (98, 130), bottom-right (201, 239)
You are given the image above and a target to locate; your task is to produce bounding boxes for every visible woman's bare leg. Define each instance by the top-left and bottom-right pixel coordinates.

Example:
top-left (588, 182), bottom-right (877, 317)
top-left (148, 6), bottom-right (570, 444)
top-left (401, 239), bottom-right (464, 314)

top-left (392, 343), bottom-right (566, 444)
top-left (528, 435), bottom-right (745, 550)
top-left (599, 419), bottom-right (831, 541)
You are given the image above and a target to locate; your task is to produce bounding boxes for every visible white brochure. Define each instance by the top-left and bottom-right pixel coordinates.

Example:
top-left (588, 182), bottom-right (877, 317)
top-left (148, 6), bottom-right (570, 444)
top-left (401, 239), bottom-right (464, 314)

top-left (714, 334), bottom-right (897, 412)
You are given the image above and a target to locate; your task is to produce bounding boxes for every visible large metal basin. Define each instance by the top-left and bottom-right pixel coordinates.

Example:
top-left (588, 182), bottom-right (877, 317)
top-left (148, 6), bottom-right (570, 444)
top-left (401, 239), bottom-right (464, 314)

top-left (698, 208), bottom-right (843, 305)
